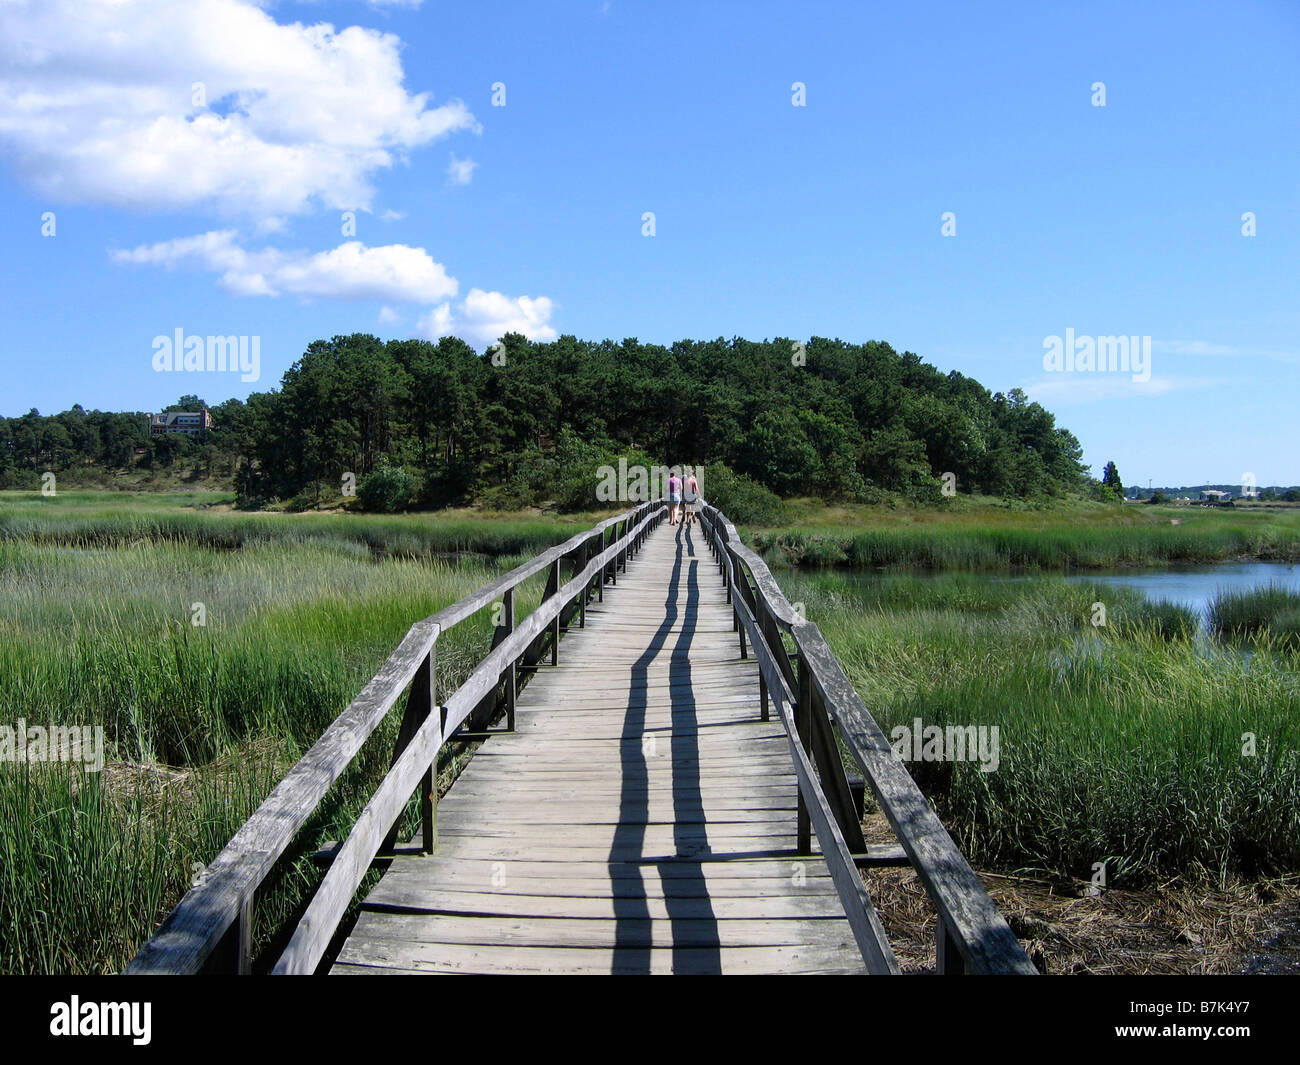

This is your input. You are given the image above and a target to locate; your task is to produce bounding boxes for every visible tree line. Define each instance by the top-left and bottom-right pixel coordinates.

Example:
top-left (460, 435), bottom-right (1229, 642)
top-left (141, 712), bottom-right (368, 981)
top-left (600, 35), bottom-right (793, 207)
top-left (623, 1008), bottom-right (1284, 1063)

top-left (0, 333), bottom-right (1092, 515)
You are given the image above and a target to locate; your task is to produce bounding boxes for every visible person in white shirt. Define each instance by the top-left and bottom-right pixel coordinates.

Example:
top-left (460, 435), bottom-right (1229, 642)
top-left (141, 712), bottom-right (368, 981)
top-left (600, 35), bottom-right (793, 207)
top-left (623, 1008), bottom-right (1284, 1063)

top-left (682, 469), bottom-right (699, 525)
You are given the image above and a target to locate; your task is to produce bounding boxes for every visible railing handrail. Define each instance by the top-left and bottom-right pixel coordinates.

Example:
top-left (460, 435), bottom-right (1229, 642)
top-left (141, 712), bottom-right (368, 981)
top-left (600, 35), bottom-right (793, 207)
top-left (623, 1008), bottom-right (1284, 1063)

top-left (125, 500), bottom-right (661, 975)
top-left (698, 502), bottom-right (1036, 975)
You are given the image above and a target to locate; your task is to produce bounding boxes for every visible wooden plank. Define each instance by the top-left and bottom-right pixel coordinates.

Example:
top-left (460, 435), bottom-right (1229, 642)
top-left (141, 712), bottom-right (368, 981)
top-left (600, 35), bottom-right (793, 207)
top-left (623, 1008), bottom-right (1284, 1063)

top-left (345, 913), bottom-right (856, 949)
top-left (372, 872), bottom-right (839, 900)
top-left (332, 940), bottom-right (864, 975)
top-left (357, 886), bottom-right (848, 921)
top-left (379, 855), bottom-right (832, 879)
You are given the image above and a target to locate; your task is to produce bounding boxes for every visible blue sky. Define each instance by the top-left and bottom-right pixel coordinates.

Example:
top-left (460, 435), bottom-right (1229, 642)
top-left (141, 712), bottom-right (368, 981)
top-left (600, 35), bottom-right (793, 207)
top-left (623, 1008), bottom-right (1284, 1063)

top-left (2, 0), bottom-right (1297, 486)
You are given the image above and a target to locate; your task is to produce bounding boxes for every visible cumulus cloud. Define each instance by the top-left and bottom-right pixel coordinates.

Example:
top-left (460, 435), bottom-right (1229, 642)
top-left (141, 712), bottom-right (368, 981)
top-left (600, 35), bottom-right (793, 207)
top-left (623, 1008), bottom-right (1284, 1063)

top-left (418, 289), bottom-right (557, 346)
top-left (0, 0), bottom-right (477, 217)
top-left (112, 230), bottom-right (458, 303)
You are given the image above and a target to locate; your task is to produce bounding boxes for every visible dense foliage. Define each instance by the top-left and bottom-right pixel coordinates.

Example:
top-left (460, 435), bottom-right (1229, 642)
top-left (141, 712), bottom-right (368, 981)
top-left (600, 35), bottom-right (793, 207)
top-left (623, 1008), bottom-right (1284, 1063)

top-left (1, 333), bottom-right (1090, 508)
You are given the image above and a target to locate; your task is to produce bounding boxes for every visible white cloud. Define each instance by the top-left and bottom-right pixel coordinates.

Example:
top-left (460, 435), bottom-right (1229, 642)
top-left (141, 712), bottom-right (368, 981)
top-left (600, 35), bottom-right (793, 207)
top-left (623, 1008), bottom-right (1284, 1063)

top-left (379, 209), bottom-right (406, 222)
top-left (112, 230), bottom-right (458, 303)
top-left (1023, 374), bottom-right (1218, 405)
top-left (446, 154), bottom-right (477, 186)
top-left (1153, 340), bottom-right (1241, 357)
top-left (0, 0), bottom-right (478, 217)
top-left (1154, 340), bottom-right (1299, 364)
top-left (378, 305), bottom-right (400, 325)
top-left (418, 289), bottom-right (557, 346)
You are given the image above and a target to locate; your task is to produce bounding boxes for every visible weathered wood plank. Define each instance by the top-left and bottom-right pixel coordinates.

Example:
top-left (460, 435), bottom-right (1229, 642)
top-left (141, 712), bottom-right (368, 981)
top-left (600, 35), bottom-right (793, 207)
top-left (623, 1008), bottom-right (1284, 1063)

top-left (332, 940), bottom-right (864, 975)
top-left (345, 913), bottom-right (857, 949)
top-left (356, 886), bottom-right (849, 921)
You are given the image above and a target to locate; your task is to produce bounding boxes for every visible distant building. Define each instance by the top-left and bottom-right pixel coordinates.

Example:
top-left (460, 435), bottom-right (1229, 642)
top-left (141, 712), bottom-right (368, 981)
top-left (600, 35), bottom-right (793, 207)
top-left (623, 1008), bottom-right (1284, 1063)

top-left (1201, 489), bottom-right (1230, 501)
top-left (148, 409), bottom-right (211, 437)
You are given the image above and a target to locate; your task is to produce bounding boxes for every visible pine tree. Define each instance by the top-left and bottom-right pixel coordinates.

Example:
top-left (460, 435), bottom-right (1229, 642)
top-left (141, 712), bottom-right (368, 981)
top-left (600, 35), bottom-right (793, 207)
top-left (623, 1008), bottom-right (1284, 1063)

top-left (1101, 460), bottom-right (1124, 497)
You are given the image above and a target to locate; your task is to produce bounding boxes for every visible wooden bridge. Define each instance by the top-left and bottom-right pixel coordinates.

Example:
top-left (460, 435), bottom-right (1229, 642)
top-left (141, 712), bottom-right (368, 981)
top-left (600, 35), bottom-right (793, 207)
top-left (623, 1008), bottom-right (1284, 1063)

top-left (126, 501), bottom-right (1035, 976)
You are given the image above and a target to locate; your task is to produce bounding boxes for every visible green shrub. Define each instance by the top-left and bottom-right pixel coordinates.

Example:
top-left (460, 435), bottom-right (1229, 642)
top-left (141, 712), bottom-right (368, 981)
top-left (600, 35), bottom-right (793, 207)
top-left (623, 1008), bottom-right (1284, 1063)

top-left (702, 462), bottom-right (785, 525)
top-left (356, 464), bottom-right (414, 513)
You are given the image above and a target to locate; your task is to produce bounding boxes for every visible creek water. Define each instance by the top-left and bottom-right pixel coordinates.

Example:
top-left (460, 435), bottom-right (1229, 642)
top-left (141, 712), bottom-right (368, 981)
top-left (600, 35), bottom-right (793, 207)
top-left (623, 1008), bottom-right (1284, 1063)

top-left (1060, 561), bottom-right (1300, 622)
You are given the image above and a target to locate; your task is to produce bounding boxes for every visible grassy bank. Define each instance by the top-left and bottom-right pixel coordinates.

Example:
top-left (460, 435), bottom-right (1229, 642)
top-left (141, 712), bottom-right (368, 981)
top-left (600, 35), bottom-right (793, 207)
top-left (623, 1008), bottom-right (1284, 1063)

top-left (783, 570), bottom-right (1300, 884)
top-left (748, 497), bottom-right (1300, 570)
top-left (0, 497), bottom-right (567, 974)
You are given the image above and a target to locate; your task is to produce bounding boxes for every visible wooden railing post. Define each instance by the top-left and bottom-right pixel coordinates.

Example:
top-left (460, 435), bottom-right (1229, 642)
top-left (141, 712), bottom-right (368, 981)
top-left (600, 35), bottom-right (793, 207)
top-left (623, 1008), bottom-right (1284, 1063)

top-left (503, 587), bottom-right (516, 732)
top-left (382, 649), bottom-right (436, 855)
top-left (598, 526), bottom-right (607, 601)
top-left (937, 921), bottom-right (967, 974)
top-left (421, 646), bottom-right (436, 853)
top-left (578, 543), bottom-right (588, 628)
top-left (202, 895), bottom-right (252, 974)
top-left (737, 594), bottom-right (747, 659)
top-left (796, 650), bottom-right (812, 854)
top-left (550, 559), bottom-right (561, 666)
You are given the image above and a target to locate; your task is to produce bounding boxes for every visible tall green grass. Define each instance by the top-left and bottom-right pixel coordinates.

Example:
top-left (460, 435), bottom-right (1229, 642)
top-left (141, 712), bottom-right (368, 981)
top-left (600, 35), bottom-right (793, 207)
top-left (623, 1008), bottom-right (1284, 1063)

top-left (0, 495), bottom-right (576, 560)
top-left (0, 506), bottom-right (556, 973)
top-left (784, 571), bottom-right (1300, 884)
top-left (1209, 584), bottom-right (1300, 651)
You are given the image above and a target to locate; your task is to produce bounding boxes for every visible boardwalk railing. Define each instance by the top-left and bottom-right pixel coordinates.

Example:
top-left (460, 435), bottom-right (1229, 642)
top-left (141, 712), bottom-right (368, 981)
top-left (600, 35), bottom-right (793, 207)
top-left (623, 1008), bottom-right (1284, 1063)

top-left (125, 500), bottom-right (665, 975)
top-left (697, 503), bottom-right (1037, 975)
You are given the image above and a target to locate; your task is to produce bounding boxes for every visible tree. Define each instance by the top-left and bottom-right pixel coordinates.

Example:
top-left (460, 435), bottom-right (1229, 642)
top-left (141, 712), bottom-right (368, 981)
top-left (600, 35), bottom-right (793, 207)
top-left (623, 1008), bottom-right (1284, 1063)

top-left (1100, 460), bottom-right (1124, 501)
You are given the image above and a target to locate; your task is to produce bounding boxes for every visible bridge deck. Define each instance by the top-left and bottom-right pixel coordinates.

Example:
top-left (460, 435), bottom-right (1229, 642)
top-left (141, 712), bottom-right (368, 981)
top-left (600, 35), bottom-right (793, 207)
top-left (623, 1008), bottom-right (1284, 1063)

top-left (332, 520), bottom-right (866, 974)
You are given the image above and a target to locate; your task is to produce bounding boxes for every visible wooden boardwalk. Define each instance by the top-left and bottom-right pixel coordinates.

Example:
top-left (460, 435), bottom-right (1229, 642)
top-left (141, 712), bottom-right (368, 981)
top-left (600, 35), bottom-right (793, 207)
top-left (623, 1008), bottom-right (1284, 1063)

top-left (332, 520), bottom-right (865, 975)
top-left (127, 500), bottom-right (1033, 976)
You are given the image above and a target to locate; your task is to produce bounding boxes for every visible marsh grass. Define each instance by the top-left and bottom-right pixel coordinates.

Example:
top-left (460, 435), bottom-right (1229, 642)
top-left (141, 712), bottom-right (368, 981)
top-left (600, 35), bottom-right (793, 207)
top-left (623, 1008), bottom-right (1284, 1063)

top-left (1209, 584), bottom-right (1300, 651)
top-left (784, 571), bottom-right (1300, 886)
top-left (0, 493), bottom-right (582, 560)
top-left (0, 502), bottom-right (559, 973)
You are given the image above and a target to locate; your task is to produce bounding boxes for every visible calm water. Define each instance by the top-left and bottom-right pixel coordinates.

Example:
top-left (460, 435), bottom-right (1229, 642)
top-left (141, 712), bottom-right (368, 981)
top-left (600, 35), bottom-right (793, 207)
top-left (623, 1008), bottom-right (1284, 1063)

top-left (1061, 562), bottom-right (1300, 621)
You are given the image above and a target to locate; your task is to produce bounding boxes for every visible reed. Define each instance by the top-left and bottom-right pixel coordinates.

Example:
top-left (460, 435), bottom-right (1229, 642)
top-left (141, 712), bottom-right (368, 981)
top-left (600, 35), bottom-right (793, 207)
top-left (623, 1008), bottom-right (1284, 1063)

top-left (0, 504), bottom-right (556, 973)
top-left (1208, 584), bottom-right (1300, 650)
top-left (783, 571), bottom-right (1300, 885)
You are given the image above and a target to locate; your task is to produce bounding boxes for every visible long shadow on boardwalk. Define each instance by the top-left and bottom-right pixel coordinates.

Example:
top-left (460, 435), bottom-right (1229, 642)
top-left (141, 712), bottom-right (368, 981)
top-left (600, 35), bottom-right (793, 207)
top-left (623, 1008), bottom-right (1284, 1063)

top-left (609, 521), bottom-right (722, 973)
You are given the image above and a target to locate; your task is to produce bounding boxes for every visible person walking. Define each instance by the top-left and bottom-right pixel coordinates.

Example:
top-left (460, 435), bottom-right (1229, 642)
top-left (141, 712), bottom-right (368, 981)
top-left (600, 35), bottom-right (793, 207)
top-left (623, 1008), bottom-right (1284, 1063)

top-left (666, 469), bottom-right (682, 524)
top-left (682, 468), bottom-right (699, 525)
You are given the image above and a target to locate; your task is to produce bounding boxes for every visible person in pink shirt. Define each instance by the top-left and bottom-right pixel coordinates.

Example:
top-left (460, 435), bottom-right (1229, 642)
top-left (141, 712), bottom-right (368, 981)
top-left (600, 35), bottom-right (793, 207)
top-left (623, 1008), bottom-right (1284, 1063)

top-left (666, 471), bottom-right (682, 524)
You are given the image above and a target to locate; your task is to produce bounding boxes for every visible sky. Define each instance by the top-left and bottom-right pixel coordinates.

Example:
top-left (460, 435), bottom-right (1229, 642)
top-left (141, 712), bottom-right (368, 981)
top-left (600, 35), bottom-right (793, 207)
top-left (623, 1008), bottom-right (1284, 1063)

top-left (1, 0), bottom-right (1297, 487)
